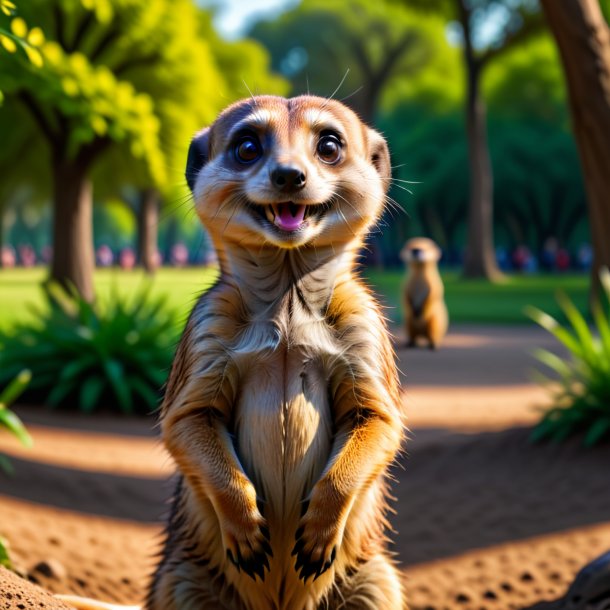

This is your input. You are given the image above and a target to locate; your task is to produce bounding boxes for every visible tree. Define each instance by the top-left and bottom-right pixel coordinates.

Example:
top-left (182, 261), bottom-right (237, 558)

top-left (485, 36), bottom-right (588, 257)
top-left (251, 0), bottom-right (445, 125)
top-left (0, 3), bottom-right (46, 267)
top-left (0, 0), bottom-right (226, 300)
top-left (403, 0), bottom-right (544, 279)
top-left (380, 33), bottom-right (588, 263)
top-left (540, 0), bottom-right (610, 296)
top-left (78, 4), bottom-right (288, 273)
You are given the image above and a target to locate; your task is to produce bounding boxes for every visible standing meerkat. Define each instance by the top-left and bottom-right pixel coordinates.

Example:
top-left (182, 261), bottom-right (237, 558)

top-left (401, 237), bottom-right (448, 349)
top-left (58, 95), bottom-right (405, 610)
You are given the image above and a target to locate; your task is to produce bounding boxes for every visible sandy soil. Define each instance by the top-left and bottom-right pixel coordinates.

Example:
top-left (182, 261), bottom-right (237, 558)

top-left (1, 324), bottom-right (608, 610)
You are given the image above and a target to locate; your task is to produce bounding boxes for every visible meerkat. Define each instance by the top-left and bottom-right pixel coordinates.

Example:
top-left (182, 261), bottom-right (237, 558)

top-left (400, 237), bottom-right (448, 349)
top-left (58, 95), bottom-right (405, 610)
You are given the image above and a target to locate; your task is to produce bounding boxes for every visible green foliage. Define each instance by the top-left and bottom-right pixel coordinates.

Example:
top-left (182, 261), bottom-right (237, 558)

top-left (0, 369), bottom-right (32, 443)
top-left (379, 31), bottom-right (587, 258)
top-left (0, 0), bottom-right (288, 284)
top-left (490, 117), bottom-right (586, 250)
top-left (199, 11), bottom-right (288, 101)
top-left (0, 2), bottom-right (44, 106)
top-left (526, 269), bottom-right (610, 446)
top-left (251, 0), bottom-right (455, 121)
top-left (0, 368), bottom-right (32, 475)
top-left (601, 0), bottom-right (610, 25)
top-left (0, 6), bottom-right (44, 67)
top-left (401, 0), bottom-right (543, 58)
top-left (484, 35), bottom-right (568, 123)
top-left (0, 352), bottom-right (32, 569)
top-left (0, 285), bottom-right (180, 414)
top-left (0, 536), bottom-right (10, 569)
top-left (378, 106), bottom-right (467, 256)
top-left (0, 0), bottom-right (285, 200)
top-left (93, 198), bottom-right (136, 250)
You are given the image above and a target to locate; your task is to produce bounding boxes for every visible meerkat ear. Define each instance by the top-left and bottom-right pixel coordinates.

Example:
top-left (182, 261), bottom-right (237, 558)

top-left (367, 128), bottom-right (391, 190)
top-left (185, 127), bottom-right (211, 193)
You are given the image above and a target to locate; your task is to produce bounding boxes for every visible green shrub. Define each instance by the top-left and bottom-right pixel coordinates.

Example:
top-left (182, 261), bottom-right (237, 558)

top-left (0, 368), bottom-right (32, 569)
top-left (0, 286), bottom-right (179, 414)
top-left (526, 268), bottom-right (610, 446)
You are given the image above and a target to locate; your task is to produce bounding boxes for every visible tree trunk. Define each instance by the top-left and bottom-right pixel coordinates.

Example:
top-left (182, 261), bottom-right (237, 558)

top-left (541, 0), bottom-right (610, 298)
top-left (137, 188), bottom-right (159, 273)
top-left (463, 61), bottom-right (502, 280)
top-left (50, 158), bottom-right (95, 302)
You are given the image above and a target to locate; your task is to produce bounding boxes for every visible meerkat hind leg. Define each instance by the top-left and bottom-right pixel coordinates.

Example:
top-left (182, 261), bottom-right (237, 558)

top-left (323, 555), bottom-right (404, 610)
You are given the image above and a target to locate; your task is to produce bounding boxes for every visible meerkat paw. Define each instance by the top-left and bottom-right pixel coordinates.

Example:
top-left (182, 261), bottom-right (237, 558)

top-left (222, 509), bottom-right (273, 582)
top-left (291, 498), bottom-right (344, 583)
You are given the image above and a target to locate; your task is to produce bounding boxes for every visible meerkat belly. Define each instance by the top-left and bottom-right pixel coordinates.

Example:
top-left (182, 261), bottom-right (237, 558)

top-left (235, 345), bottom-right (332, 527)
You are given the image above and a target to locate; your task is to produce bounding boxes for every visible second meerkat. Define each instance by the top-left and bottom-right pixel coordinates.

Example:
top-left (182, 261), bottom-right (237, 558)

top-left (401, 237), bottom-right (448, 349)
top-left (59, 95), bottom-right (405, 610)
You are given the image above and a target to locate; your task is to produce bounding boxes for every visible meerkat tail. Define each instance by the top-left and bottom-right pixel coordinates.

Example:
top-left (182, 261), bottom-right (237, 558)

top-left (56, 595), bottom-right (140, 610)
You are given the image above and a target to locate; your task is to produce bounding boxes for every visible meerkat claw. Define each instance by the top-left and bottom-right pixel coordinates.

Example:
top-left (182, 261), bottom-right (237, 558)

top-left (294, 542), bottom-right (336, 582)
top-left (291, 538), bottom-right (304, 557)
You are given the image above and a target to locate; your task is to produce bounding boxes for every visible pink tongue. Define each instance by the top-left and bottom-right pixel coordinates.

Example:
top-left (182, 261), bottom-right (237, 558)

top-left (274, 203), bottom-right (306, 232)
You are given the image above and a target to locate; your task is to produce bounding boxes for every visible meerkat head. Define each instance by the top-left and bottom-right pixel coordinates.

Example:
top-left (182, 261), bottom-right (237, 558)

top-left (400, 237), bottom-right (442, 267)
top-left (185, 95), bottom-right (390, 251)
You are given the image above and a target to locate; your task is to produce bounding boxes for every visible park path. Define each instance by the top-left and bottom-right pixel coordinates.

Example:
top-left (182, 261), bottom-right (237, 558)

top-left (396, 323), bottom-right (562, 432)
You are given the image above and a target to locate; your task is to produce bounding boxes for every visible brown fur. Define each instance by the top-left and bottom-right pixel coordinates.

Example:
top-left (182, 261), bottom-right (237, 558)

top-left (400, 237), bottom-right (448, 349)
top-left (61, 96), bottom-right (406, 610)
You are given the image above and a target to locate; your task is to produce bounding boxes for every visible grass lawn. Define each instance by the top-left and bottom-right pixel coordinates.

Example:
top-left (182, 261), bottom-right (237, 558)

top-left (0, 266), bottom-right (589, 331)
top-left (0, 267), bottom-right (218, 331)
top-left (364, 269), bottom-right (589, 325)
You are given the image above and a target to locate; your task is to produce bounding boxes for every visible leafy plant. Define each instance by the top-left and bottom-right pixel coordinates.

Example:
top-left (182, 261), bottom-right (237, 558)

top-left (0, 535), bottom-right (10, 568)
top-left (0, 368), bottom-right (32, 474)
top-left (0, 285), bottom-right (179, 414)
top-left (0, 367), bottom-right (31, 569)
top-left (526, 268), bottom-right (610, 446)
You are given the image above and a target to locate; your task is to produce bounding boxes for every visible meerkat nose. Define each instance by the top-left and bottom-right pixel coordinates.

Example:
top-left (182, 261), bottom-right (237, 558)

top-left (270, 166), bottom-right (307, 191)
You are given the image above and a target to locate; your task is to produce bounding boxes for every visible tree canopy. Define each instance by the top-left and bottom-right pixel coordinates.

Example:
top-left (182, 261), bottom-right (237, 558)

top-left (0, 0), bottom-right (286, 295)
top-left (251, 0), bottom-right (458, 123)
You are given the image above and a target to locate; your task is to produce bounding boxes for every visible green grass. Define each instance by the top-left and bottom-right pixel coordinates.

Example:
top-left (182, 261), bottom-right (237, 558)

top-left (0, 267), bottom-right (590, 329)
top-left (364, 269), bottom-right (589, 325)
top-left (0, 267), bottom-right (218, 332)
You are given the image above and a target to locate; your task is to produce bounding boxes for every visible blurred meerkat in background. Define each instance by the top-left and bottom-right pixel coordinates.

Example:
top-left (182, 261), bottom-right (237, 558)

top-left (400, 237), bottom-right (448, 350)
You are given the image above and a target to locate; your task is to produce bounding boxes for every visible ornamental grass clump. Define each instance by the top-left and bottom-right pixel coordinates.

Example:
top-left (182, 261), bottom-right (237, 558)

top-left (0, 285), bottom-right (179, 415)
top-left (526, 268), bottom-right (610, 446)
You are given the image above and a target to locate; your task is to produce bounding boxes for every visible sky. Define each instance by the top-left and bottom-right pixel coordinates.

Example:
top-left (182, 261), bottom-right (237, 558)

top-left (199, 0), bottom-right (298, 39)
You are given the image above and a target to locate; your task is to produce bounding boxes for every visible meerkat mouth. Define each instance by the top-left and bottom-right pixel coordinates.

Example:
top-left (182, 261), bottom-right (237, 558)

top-left (249, 201), bottom-right (331, 233)
top-left (265, 202), bottom-right (306, 232)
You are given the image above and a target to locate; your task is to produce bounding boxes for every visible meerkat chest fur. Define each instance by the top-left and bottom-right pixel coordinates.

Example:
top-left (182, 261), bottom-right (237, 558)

top-left (227, 249), bottom-right (345, 529)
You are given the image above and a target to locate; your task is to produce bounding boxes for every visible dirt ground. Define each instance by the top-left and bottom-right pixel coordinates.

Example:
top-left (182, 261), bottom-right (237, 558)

top-left (1, 324), bottom-right (609, 610)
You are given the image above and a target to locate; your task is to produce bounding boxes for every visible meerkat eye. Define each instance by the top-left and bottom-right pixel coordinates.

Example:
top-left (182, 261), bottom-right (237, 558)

top-left (234, 134), bottom-right (262, 164)
top-left (316, 132), bottom-right (342, 164)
